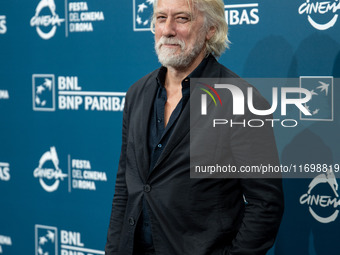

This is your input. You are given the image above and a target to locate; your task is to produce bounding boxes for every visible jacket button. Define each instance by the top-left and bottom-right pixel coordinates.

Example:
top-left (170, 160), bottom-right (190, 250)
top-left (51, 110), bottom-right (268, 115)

top-left (128, 217), bottom-right (135, 226)
top-left (144, 184), bottom-right (151, 193)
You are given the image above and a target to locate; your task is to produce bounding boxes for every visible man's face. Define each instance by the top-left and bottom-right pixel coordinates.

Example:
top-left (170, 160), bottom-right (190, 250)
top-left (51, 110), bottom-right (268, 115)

top-left (154, 0), bottom-right (208, 69)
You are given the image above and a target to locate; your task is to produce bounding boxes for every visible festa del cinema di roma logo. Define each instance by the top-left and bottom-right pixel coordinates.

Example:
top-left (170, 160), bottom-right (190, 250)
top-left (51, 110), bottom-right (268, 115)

top-left (30, 0), bottom-right (64, 39)
top-left (33, 146), bottom-right (68, 192)
top-left (298, 0), bottom-right (340, 30)
top-left (300, 169), bottom-right (340, 223)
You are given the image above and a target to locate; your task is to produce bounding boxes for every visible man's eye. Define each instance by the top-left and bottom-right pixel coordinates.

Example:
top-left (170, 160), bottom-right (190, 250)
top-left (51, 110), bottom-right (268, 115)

top-left (177, 17), bottom-right (190, 23)
top-left (157, 16), bottom-right (166, 21)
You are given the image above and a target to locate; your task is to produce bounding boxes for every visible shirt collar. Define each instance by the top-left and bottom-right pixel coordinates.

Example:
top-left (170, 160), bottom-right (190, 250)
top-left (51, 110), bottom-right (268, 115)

top-left (156, 54), bottom-right (211, 89)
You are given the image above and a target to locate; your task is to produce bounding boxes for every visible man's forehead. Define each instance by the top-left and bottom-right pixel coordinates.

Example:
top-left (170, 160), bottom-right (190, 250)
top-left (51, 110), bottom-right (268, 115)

top-left (155, 0), bottom-right (194, 13)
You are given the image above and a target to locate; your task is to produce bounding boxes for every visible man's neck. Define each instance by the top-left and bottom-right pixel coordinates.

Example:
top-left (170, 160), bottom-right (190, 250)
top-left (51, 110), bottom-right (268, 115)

top-left (165, 50), bottom-right (206, 88)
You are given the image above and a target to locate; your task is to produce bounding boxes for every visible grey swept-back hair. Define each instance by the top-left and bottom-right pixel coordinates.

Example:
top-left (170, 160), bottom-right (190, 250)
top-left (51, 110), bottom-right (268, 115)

top-left (151, 0), bottom-right (230, 57)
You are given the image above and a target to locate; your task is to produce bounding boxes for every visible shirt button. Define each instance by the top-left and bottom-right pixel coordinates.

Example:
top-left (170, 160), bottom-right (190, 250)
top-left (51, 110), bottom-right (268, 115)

top-left (128, 217), bottom-right (135, 226)
top-left (157, 144), bottom-right (162, 148)
top-left (157, 118), bottom-right (162, 123)
top-left (144, 184), bottom-right (151, 193)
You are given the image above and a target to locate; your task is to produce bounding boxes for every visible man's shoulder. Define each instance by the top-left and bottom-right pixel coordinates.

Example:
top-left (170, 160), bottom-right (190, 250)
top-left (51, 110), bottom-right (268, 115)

top-left (122, 68), bottom-right (160, 108)
top-left (127, 68), bottom-right (159, 95)
top-left (216, 63), bottom-right (240, 79)
top-left (204, 55), bottom-right (240, 79)
top-left (208, 57), bottom-right (269, 108)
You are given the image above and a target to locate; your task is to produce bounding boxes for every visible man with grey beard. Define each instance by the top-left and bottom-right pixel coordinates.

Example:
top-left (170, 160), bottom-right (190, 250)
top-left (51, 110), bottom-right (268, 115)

top-left (105, 0), bottom-right (284, 254)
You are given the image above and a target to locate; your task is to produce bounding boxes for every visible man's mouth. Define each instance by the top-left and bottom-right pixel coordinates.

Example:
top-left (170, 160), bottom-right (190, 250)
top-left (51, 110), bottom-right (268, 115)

top-left (162, 43), bottom-right (180, 48)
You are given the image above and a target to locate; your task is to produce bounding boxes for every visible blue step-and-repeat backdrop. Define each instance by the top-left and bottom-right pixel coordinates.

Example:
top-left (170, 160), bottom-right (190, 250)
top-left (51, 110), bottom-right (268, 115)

top-left (0, 0), bottom-right (339, 254)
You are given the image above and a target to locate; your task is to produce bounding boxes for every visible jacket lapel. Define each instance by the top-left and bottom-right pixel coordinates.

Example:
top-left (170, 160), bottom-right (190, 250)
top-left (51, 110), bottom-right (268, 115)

top-left (136, 79), bottom-right (158, 182)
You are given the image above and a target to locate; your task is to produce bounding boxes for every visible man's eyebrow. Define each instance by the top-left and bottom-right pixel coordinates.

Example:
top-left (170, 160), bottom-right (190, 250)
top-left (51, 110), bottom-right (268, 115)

top-left (155, 11), bottom-right (192, 16)
top-left (173, 11), bottom-right (192, 16)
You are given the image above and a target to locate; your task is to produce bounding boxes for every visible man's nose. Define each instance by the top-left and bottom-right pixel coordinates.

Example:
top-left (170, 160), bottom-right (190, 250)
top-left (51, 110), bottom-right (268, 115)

top-left (162, 18), bottom-right (176, 37)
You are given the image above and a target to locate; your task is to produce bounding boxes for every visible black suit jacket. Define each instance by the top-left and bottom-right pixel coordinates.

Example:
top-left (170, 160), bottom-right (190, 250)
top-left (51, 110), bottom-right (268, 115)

top-left (105, 55), bottom-right (284, 255)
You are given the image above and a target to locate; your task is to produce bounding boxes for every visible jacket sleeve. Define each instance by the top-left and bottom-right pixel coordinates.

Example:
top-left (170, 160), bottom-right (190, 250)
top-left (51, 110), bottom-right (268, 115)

top-left (228, 94), bottom-right (284, 255)
top-left (105, 95), bottom-right (129, 254)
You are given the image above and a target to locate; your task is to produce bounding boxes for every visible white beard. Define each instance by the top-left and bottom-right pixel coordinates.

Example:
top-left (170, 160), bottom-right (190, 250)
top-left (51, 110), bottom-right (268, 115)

top-left (155, 34), bottom-right (206, 69)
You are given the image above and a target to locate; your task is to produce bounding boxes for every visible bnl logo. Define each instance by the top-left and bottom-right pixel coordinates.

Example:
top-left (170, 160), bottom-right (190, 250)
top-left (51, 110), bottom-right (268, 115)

top-left (133, 0), bottom-right (155, 31)
top-left (35, 225), bottom-right (58, 255)
top-left (300, 76), bottom-right (334, 121)
top-left (32, 74), bottom-right (55, 111)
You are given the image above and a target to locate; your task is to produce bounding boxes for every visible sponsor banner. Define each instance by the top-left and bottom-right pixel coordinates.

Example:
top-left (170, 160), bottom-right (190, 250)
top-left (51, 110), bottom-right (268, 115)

top-left (298, 0), bottom-right (340, 30)
top-left (133, 0), bottom-right (154, 31)
top-left (30, 0), bottom-right (105, 40)
top-left (224, 2), bottom-right (259, 26)
top-left (32, 74), bottom-right (125, 112)
top-left (33, 146), bottom-right (108, 193)
top-left (30, 0), bottom-right (65, 39)
top-left (35, 225), bottom-right (58, 255)
top-left (0, 162), bottom-right (10, 182)
top-left (300, 169), bottom-right (340, 223)
top-left (68, 156), bottom-right (107, 192)
top-left (67, 1), bottom-right (105, 35)
top-left (0, 90), bottom-right (10, 100)
top-left (0, 234), bottom-right (12, 254)
top-left (35, 225), bottom-right (104, 255)
top-left (33, 147), bottom-right (68, 192)
top-left (300, 76), bottom-right (334, 121)
top-left (32, 74), bottom-right (56, 111)
top-left (0, 15), bottom-right (6, 34)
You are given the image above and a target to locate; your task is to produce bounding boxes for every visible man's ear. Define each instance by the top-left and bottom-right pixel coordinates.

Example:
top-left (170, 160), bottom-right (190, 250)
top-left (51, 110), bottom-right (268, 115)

top-left (206, 26), bottom-right (216, 40)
